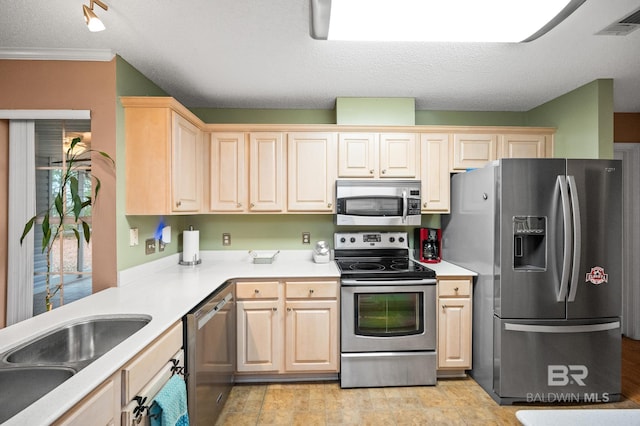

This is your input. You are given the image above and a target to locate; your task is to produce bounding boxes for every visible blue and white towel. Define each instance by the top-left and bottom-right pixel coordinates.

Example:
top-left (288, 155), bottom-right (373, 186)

top-left (149, 375), bottom-right (190, 426)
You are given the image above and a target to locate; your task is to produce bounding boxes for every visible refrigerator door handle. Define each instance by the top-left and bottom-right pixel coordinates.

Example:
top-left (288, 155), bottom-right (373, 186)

top-left (557, 175), bottom-right (572, 302)
top-left (567, 175), bottom-right (582, 302)
top-left (504, 321), bottom-right (620, 333)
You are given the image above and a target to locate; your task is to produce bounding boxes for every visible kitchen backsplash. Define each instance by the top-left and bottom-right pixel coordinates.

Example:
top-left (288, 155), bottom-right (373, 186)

top-left (120, 214), bottom-right (440, 271)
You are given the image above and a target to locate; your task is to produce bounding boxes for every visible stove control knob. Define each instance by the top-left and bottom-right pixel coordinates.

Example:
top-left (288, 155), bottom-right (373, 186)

top-left (340, 237), bottom-right (346, 243)
top-left (399, 237), bottom-right (405, 243)
top-left (389, 237), bottom-right (395, 243)
top-left (350, 237), bottom-right (356, 243)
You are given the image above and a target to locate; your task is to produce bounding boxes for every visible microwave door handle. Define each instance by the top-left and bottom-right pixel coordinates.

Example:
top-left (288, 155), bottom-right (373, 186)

top-left (402, 190), bottom-right (408, 223)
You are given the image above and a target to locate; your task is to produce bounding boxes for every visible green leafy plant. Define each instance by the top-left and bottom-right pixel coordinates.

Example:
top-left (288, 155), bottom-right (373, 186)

top-left (20, 137), bottom-right (114, 311)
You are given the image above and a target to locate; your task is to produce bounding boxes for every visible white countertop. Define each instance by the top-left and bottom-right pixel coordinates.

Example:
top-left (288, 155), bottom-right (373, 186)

top-left (516, 409), bottom-right (640, 425)
top-left (0, 250), bottom-right (474, 425)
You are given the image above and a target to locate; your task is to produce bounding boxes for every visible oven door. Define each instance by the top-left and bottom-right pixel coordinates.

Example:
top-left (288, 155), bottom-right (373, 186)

top-left (341, 283), bottom-right (436, 352)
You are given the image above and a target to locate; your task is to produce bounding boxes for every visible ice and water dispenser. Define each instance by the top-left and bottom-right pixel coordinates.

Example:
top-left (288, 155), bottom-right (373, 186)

top-left (513, 216), bottom-right (546, 271)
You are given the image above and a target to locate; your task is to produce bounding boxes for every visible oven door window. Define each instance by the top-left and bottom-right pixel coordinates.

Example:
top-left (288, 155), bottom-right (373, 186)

top-left (344, 197), bottom-right (402, 217)
top-left (355, 292), bottom-right (424, 336)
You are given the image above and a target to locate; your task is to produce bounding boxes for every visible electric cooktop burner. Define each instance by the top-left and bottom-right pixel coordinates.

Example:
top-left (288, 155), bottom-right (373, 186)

top-left (335, 257), bottom-right (436, 279)
top-left (334, 231), bottom-right (437, 280)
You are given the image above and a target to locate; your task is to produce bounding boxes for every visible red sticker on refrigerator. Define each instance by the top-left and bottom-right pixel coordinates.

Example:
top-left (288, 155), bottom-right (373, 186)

top-left (586, 266), bottom-right (608, 285)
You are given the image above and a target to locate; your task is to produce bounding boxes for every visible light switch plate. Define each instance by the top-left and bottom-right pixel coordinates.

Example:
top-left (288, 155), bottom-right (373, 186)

top-left (129, 228), bottom-right (139, 246)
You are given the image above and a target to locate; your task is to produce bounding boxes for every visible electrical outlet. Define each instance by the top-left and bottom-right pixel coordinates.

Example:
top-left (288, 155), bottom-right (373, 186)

top-left (145, 238), bottom-right (156, 255)
top-left (222, 233), bottom-right (231, 246)
top-left (302, 232), bottom-right (311, 244)
top-left (159, 240), bottom-right (165, 252)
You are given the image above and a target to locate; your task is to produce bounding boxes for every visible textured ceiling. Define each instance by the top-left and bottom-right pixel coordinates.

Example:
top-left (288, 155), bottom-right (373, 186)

top-left (1, 0), bottom-right (640, 112)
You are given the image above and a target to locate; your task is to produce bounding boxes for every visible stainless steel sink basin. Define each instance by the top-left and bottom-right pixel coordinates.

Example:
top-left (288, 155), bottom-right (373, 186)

top-left (0, 367), bottom-right (75, 423)
top-left (3, 315), bottom-right (151, 368)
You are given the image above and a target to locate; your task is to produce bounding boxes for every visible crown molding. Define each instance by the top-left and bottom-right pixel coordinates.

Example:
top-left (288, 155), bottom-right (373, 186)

top-left (0, 47), bottom-right (115, 61)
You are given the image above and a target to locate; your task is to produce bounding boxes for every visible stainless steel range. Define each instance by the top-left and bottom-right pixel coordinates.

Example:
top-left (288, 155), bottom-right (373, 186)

top-left (335, 231), bottom-right (437, 388)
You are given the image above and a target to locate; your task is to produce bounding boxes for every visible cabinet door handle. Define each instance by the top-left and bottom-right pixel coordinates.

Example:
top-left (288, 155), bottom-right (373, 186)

top-left (237, 202), bottom-right (242, 208)
top-left (381, 169), bottom-right (387, 174)
top-left (272, 307), bottom-right (277, 311)
top-left (454, 287), bottom-right (459, 292)
top-left (176, 201), bottom-right (182, 207)
top-left (287, 307), bottom-right (292, 312)
top-left (250, 202), bottom-right (255, 208)
top-left (423, 202), bottom-right (428, 208)
top-left (309, 289), bottom-right (314, 295)
top-left (327, 203), bottom-right (332, 208)
top-left (369, 169), bottom-right (374, 174)
top-left (254, 289), bottom-right (260, 294)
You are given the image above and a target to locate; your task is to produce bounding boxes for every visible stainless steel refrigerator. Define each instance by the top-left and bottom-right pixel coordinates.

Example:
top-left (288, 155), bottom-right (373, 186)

top-left (442, 158), bottom-right (622, 405)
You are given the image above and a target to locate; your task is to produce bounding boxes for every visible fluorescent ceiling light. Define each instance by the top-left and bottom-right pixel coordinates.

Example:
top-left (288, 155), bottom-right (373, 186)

top-left (311, 0), bottom-right (586, 42)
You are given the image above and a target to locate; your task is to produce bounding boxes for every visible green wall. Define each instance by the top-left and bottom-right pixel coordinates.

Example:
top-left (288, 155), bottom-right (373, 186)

top-left (187, 214), bottom-right (439, 251)
top-left (192, 108), bottom-right (335, 124)
top-left (115, 57), bottom-right (187, 270)
top-left (527, 79), bottom-right (614, 159)
top-left (416, 110), bottom-right (527, 126)
top-left (115, 61), bottom-right (613, 270)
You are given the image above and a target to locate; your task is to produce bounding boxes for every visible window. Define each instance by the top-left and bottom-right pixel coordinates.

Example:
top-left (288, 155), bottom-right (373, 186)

top-left (32, 120), bottom-right (93, 314)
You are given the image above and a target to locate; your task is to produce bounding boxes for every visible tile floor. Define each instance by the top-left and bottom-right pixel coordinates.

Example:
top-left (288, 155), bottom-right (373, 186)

top-left (215, 378), bottom-right (640, 425)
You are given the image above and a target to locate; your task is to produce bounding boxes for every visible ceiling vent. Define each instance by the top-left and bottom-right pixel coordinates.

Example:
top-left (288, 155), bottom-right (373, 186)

top-left (596, 7), bottom-right (640, 36)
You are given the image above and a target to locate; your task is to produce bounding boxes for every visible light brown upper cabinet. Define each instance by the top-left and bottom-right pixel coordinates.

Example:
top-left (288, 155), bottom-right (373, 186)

top-left (287, 132), bottom-right (337, 212)
top-left (450, 133), bottom-right (498, 172)
top-left (249, 132), bottom-right (286, 212)
top-left (338, 133), bottom-right (419, 178)
top-left (209, 132), bottom-right (247, 212)
top-left (123, 97), bottom-right (203, 215)
top-left (498, 133), bottom-right (551, 159)
top-left (420, 134), bottom-right (450, 213)
top-left (208, 132), bottom-right (285, 213)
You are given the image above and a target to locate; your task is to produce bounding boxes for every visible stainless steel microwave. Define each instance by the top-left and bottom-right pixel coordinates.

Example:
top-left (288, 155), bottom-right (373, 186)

top-left (335, 180), bottom-right (422, 226)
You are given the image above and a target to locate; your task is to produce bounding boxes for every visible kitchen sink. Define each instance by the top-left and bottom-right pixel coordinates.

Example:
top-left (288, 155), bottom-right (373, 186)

top-left (0, 366), bottom-right (76, 423)
top-left (3, 314), bottom-right (151, 368)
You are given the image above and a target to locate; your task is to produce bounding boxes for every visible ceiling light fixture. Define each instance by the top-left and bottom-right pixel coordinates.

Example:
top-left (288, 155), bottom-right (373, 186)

top-left (83, 0), bottom-right (108, 32)
top-left (311, 0), bottom-right (586, 42)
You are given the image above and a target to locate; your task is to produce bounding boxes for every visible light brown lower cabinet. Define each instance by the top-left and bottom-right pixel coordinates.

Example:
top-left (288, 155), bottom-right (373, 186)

top-left (54, 321), bottom-right (183, 426)
top-left (437, 277), bottom-right (473, 372)
top-left (53, 378), bottom-right (118, 426)
top-left (236, 278), bottom-right (339, 375)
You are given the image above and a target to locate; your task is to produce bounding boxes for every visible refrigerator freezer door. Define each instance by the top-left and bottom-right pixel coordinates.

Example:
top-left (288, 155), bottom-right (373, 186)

top-left (494, 317), bottom-right (621, 403)
top-left (497, 159), bottom-right (567, 319)
top-left (566, 160), bottom-right (622, 319)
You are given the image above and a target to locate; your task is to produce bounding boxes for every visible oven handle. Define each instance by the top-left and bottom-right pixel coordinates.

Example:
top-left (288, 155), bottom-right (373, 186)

top-left (341, 278), bottom-right (436, 286)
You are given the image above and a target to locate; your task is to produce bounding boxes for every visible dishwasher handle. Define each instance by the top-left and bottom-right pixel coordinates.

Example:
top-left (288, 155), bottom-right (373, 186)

top-left (197, 292), bottom-right (233, 330)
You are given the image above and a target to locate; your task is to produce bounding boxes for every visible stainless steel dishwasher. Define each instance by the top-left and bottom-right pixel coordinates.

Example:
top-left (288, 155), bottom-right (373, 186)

top-left (184, 281), bottom-right (235, 425)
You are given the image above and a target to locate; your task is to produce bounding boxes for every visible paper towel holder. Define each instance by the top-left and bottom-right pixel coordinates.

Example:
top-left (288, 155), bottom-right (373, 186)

top-left (179, 225), bottom-right (202, 266)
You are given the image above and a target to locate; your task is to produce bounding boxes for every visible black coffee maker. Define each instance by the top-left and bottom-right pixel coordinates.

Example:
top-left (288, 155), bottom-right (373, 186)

top-left (415, 228), bottom-right (442, 263)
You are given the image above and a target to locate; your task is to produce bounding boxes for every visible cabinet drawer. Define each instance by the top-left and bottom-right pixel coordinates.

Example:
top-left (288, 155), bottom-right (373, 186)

top-left (236, 281), bottom-right (279, 299)
top-left (54, 379), bottom-right (115, 426)
top-left (438, 279), bottom-right (471, 297)
top-left (285, 280), bottom-right (338, 299)
top-left (121, 321), bottom-right (182, 402)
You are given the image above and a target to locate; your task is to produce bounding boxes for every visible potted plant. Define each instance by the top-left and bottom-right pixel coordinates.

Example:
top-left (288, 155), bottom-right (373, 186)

top-left (20, 136), bottom-right (114, 311)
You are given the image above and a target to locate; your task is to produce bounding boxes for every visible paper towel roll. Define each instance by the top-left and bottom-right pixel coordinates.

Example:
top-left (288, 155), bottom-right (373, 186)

top-left (182, 230), bottom-right (200, 264)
